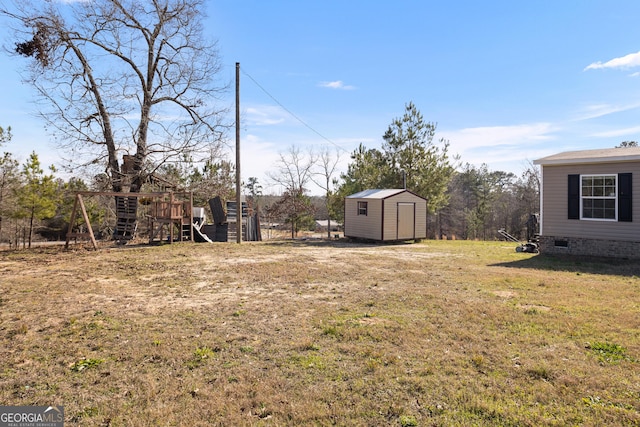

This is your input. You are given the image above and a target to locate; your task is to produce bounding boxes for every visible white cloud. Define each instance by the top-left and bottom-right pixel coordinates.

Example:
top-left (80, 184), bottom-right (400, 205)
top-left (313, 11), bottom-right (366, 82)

top-left (244, 105), bottom-right (288, 126)
top-left (442, 123), bottom-right (555, 151)
top-left (589, 126), bottom-right (640, 138)
top-left (438, 123), bottom-right (557, 174)
top-left (585, 51), bottom-right (640, 71)
top-left (318, 80), bottom-right (356, 90)
top-left (573, 102), bottom-right (640, 121)
top-left (464, 146), bottom-right (549, 170)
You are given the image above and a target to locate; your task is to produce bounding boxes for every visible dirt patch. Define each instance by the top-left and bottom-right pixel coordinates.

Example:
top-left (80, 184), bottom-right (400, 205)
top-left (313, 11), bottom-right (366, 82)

top-left (492, 290), bottom-right (517, 298)
top-left (518, 304), bottom-right (551, 312)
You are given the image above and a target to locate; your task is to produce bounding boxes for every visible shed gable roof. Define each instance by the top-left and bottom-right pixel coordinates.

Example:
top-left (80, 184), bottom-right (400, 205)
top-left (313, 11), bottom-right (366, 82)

top-left (346, 189), bottom-right (406, 199)
top-left (534, 147), bottom-right (640, 166)
top-left (346, 188), bottom-right (427, 201)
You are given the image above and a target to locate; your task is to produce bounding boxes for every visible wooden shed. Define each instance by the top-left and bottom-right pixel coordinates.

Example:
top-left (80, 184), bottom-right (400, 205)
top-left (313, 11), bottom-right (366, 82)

top-left (344, 189), bottom-right (427, 241)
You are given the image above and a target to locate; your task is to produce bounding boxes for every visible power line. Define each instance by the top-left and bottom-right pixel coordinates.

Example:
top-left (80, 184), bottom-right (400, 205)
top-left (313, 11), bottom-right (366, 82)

top-left (239, 66), bottom-right (348, 153)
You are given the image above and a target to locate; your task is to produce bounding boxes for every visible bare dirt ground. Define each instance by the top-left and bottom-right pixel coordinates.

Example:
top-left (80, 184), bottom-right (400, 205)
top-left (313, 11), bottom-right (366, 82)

top-left (1, 239), bottom-right (639, 426)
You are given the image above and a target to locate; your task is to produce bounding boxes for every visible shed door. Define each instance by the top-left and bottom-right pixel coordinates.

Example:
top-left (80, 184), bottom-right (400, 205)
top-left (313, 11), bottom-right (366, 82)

top-left (397, 203), bottom-right (415, 240)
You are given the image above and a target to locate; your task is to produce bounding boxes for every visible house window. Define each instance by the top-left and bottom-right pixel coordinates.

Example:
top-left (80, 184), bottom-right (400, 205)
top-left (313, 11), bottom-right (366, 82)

top-left (357, 201), bottom-right (368, 216)
top-left (581, 175), bottom-right (616, 220)
top-left (568, 173), bottom-right (632, 222)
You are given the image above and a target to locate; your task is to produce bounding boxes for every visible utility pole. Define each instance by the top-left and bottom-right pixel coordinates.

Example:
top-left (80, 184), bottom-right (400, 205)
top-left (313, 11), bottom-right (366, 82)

top-left (235, 62), bottom-right (242, 243)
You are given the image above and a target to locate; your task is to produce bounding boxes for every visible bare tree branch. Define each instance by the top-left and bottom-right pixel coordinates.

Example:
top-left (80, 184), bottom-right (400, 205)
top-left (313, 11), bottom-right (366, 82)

top-left (3, 0), bottom-right (230, 192)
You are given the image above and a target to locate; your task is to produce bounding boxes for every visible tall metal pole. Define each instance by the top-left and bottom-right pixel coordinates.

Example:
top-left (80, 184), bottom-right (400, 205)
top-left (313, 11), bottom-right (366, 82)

top-left (235, 62), bottom-right (242, 243)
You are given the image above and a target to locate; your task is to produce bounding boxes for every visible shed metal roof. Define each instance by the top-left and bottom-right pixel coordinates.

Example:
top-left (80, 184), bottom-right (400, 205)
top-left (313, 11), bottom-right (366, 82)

top-left (315, 219), bottom-right (341, 228)
top-left (534, 147), bottom-right (640, 166)
top-left (346, 189), bottom-right (411, 199)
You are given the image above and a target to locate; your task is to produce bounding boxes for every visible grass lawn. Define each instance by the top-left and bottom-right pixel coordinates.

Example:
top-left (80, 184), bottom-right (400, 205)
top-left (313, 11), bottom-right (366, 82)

top-left (1, 239), bottom-right (639, 426)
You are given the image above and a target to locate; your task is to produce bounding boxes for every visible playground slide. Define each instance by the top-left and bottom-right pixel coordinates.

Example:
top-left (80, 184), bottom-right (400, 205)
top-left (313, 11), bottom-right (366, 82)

top-left (192, 222), bottom-right (213, 243)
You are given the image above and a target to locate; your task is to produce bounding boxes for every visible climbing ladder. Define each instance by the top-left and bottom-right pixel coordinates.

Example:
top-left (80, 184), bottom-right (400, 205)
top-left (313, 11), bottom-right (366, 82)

top-left (226, 200), bottom-right (246, 242)
top-left (113, 196), bottom-right (138, 243)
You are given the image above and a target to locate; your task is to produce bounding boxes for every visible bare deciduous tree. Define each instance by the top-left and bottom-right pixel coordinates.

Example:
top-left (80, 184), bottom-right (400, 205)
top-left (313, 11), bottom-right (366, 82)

top-left (0, 126), bottom-right (11, 145)
top-left (268, 146), bottom-right (316, 238)
top-left (3, 0), bottom-right (229, 192)
top-left (268, 146), bottom-right (316, 194)
top-left (310, 146), bottom-right (341, 238)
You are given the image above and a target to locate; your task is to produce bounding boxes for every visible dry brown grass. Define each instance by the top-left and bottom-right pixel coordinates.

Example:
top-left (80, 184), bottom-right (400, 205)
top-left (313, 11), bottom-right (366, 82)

top-left (1, 239), bottom-right (639, 426)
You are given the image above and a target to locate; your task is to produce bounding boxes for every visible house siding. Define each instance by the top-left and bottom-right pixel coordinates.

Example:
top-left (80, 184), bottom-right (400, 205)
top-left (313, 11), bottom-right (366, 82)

top-left (539, 161), bottom-right (640, 257)
top-left (541, 162), bottom-right (640, 242)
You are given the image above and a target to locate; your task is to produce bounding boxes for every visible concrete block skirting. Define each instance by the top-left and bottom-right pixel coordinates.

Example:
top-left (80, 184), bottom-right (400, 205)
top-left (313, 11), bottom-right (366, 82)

top-left (539, 235), bottom-right (640, 259)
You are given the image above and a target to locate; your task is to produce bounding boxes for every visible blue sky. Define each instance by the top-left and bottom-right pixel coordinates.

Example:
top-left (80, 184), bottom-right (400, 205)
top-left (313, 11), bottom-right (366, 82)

top-left (3, 1), bottom-right (640, 195)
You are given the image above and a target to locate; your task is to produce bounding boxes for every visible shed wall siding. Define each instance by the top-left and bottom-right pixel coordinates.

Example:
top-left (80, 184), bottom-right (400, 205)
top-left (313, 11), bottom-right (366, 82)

top-left (541, 162), bottom-right (640, 242)
top-left (415, 199), bottom-right (428, 238)
top-left (381, 194), bottom-right (427, 241)
top-left (344, 191), bottom-right (427, 241)
top-left (344, 198), bottom-right (383, 240)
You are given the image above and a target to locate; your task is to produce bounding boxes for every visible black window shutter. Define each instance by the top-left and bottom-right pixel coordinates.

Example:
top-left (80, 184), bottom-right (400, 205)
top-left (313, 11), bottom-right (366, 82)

top-left (618, 173), bottom-right (632, 222)
top-left (568, 174), bottom-right (580, 220)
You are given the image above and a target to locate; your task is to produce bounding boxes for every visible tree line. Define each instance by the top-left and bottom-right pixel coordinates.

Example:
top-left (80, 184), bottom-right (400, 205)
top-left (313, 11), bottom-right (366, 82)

top-left (0, 102), bottom-right (540, 247)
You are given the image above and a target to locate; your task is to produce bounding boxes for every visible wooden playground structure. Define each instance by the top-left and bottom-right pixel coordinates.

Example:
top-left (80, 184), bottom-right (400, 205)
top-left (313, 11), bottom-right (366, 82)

top-left (65, 191), bottom-right (194, 250)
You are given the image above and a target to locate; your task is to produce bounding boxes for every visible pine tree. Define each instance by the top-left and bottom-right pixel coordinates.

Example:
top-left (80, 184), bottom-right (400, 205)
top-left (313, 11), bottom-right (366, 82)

top-left (336, 103), bottom-right (456, 214)
top-left (15, 152), bottom-right (59, 248)
top-left (0, 152), bottom-right (20, 242)
top-left (381, 102), bottom-right (456, 212)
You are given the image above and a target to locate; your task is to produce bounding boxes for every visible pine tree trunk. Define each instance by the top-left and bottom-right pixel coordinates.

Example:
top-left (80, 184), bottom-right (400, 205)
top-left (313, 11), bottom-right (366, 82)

top-left (28, 209), bottom-right (34, 249)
